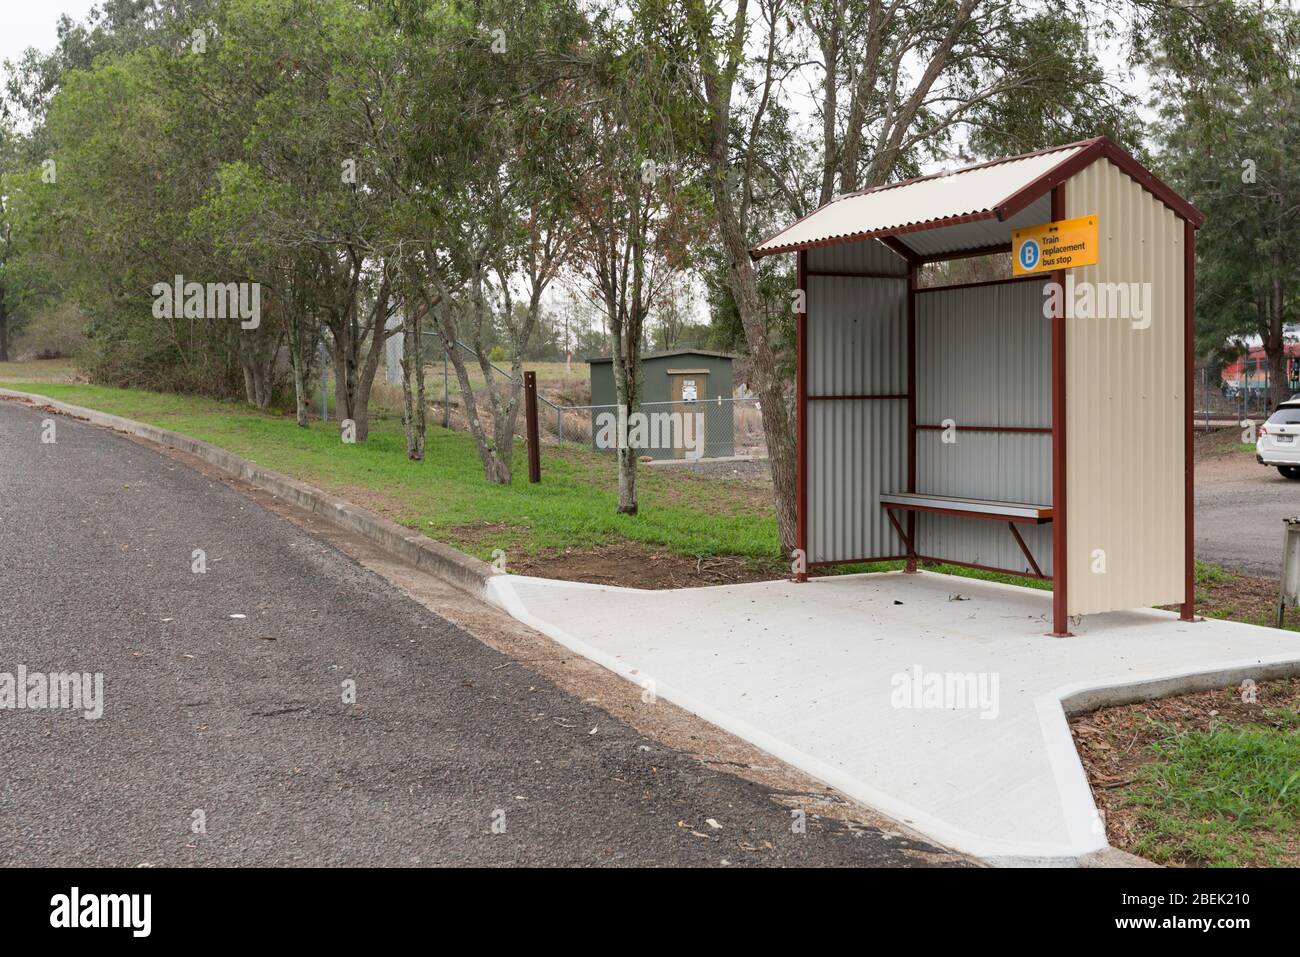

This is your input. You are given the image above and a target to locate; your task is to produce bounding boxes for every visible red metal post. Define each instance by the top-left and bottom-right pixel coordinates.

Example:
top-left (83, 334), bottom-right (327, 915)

top-left (1050, 184), bottom-right (1071, 636)
top-left (795, 250), bottom-right (808, 581)
top-left (1181, 221), bottom-right (1198, 621)
top-left (524, 370), bottom-right (541, 484)
top-left (905, 263), bottom-right (918, 572)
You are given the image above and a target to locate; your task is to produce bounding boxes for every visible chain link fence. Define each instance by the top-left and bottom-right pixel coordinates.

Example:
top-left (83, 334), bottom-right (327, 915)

top-left (550, 396), bottom-right (766, 461)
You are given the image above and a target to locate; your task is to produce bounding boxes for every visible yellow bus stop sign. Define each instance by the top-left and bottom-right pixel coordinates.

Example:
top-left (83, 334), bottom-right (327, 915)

top-left (1012, 215), bottom-right (1098, 276)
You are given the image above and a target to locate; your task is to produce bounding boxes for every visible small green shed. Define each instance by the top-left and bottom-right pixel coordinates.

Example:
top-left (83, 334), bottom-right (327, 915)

top-left (587, 349), bottom-right (736, 460)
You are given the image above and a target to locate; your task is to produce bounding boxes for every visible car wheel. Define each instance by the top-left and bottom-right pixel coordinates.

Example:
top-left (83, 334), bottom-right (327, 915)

top-left (1279, 466), bottom-right (1300, 480)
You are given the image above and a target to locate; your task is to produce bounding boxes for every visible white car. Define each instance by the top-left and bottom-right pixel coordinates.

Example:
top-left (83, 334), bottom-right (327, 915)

top-left (1256, 402), bottom-right (1300, 479)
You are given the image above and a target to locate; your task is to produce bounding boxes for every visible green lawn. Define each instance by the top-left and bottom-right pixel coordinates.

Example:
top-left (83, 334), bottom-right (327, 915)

top-left (0, 357), bottom-right (78, 383)
top-left (0, 376), bottom-right (1079, 590)
top-left (1125, 712), bottom-right (1300, 866)
top-left (2, 381), bottom-right (776, 563)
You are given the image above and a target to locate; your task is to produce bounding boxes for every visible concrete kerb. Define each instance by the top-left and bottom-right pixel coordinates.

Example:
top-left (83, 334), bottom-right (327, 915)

top-left (0, 388), bottom-right (501, 597)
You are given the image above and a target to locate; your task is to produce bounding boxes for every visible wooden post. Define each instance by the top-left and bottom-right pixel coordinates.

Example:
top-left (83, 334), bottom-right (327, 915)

top-left (524, 371), bottom-right (541, 484)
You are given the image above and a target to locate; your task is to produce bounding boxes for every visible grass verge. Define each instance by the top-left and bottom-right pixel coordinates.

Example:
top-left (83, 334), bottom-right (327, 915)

top-left (1072, 678), bottom-right (1300, 866)
top-left (2, 381), bottom-right (776, 566)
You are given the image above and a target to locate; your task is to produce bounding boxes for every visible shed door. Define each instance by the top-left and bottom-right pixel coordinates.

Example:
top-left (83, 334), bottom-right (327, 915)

top-left (668, 369), bottom-right (708, 459)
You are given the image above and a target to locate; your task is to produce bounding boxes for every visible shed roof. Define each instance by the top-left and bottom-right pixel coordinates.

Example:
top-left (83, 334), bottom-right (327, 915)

top-left (586, 348), bottom-right (735, 364)
top-left (751, 136), bottom-right (1203, 262)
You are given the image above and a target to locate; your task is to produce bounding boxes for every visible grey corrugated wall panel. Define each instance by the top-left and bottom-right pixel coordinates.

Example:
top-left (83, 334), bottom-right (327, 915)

top-left (807, 237), bottom-right (908, 275)
top-left (809, 400), bottom-right (908, 562)
top-left (806, 272), bottom-right (907, 563)
top-left (914, 432), bottom-right (1053, 575)
top-left (916, 281), bottom-right (1050, 428)
top-left (913, 278), bottom-right (1054, 575)
top-left (808, 276), bottom-right (908, 396)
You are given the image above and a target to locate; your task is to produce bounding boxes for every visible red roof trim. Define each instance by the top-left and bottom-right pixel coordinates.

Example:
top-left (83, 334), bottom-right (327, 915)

top-left (750, 136), bottom-right (1204, 261)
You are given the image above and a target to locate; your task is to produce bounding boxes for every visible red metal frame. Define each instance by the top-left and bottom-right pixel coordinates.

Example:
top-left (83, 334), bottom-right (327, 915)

top-left (795, 250), bottom-right (808, 582)
top-left (1050, 185), bottom-right (1070, 636)
top-left (808, 393), bottom-right (908, 402)
top-left (1182, 220), bottom-right (1198, 620)
top-left (805, 270), bottom-right (909, 280)
top-left (915, 556), bottom-right (1052, 582)
top-left (906, 263), bottom-right (918, 572)
top-left (915, 274), bottom-right (1041, 294)
top-left (808, 555), bottom-right (909, 569)
top-left (914, 424), bottom-right (1050, 434)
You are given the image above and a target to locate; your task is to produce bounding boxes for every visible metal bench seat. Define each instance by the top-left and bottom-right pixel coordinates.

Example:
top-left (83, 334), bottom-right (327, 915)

top-left (879, 492), bottom-right (1052, 578)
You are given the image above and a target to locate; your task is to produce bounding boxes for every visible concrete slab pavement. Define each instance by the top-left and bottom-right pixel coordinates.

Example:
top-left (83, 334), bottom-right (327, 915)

top-left (485, 570), bottom-right (1300, 865)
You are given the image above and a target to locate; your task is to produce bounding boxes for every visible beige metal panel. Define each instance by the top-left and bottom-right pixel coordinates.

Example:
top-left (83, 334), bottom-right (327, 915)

top-left (1065, 159), bottom-right (1185, 615)
top-left (754, 145), bottom-right (1084, 255)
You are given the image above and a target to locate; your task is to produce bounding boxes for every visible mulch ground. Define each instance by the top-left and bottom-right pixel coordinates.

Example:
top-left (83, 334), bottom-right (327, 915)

top-left (1070, 677), bottom-right (1300, 866)
top-left (507, 541), bottom-right (787, 588)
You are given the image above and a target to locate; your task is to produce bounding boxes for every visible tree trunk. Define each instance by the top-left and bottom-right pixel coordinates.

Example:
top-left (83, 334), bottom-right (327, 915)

top-left (0, 287), bottom-right (9, 362)
top-left (1265, 273), bottom-right (1288, 409)
top-left (400, 312), bottom-right (427, 460)
top-left (611, 328), bottom-right (639, 514)
top-left (712, 186), bottom-right (798, 554)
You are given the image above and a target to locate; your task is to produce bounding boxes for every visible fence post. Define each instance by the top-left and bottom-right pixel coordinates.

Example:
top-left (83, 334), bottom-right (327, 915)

top-left (443, 348), bottom-right (450, 429)
top-left (525, 371), bottom-right (541, 483)
top-left (319, 342), bottom-right (329, 421)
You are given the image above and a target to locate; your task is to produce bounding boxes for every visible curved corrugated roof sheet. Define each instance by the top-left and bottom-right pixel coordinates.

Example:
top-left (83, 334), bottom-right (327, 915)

top-left (751, 137), bottom-right (1203, 261)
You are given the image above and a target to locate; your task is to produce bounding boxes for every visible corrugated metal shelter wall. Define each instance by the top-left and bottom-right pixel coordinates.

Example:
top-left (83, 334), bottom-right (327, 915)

top-left (1065, 159), bottom-right (1185, 614)
top-left (806, 239), bottom-right (908, 563)
top-left (914, 282), bottom-right (1053, 575)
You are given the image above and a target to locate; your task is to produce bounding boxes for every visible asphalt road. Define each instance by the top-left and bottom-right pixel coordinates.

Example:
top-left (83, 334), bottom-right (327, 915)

top-left (0, 400), bottom-right (955, 867)
top-left (1196, 448), bottom-right (1300, 576)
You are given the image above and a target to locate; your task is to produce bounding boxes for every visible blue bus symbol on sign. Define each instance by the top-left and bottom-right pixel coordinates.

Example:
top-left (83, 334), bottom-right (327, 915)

top-left (1019, 238), bottom-right (1041, 270)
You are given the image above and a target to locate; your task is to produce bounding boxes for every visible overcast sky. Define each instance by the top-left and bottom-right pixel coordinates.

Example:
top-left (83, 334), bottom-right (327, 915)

top-left (0, 0), bottom-right (99, 85)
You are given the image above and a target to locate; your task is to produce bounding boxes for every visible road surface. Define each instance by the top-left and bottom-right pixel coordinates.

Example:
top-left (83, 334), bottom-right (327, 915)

top-left (0, 399), bottom-right (956, 867)
top-left (1196, 447), bottom-right (1299, 577)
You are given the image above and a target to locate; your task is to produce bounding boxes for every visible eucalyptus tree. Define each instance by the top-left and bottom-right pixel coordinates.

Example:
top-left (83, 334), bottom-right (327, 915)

top-left (377, 0), bottom-right (588, 483)
top-left (1141, 0), bottom-right (1299, 406)
top-left (568, 11), bottom-right (710, 513)
top-left (194, 0), bottom-right (401, 437)
top-left (635, 0), bottom-right (1147, 555)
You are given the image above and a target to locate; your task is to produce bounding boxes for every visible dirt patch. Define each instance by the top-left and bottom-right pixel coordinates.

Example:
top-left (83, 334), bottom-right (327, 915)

top-left (650, 457), bottom-right (772, 481)
top-left (1195, 425), bottom-right (1254, 462)
top-left (1187, 567), bottom-right (1294, 628)
top-left (1070, 677), bottom-right (1300, 866)
top-left (508, 541), bottom-right (787, 589)
top-left (440, 522), bottom-right (529, 546)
